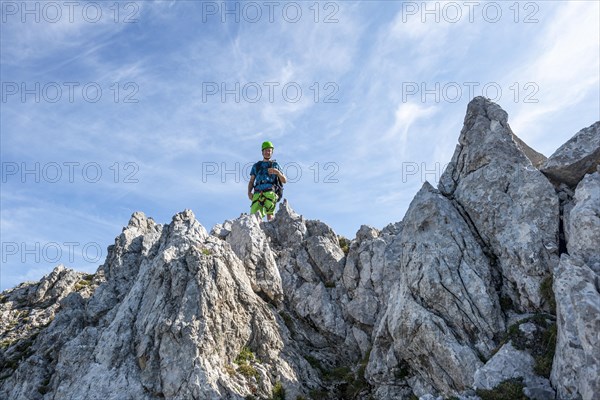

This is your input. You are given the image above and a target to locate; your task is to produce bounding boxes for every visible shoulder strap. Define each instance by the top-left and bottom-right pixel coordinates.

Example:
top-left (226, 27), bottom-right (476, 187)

top-left (270, 161), bottom-right (283, 187)
top-left (254, 161), bottom-right (273, 188)
top-left (256, 161), bottom-right (268, 174)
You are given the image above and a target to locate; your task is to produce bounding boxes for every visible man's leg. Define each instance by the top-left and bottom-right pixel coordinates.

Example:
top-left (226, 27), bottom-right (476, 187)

top-left (250, 193), bottom-right (265, 217)
top-left (264, 192), bottom-right (277, 221)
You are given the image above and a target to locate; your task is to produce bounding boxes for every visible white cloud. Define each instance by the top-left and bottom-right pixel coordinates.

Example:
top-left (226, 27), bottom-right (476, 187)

top-left (384, 102), bottom-right (438, 154)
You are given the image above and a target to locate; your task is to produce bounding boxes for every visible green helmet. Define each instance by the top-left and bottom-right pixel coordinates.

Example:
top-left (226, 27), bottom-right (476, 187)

top-left (261, 141), bottom-right (274, 150)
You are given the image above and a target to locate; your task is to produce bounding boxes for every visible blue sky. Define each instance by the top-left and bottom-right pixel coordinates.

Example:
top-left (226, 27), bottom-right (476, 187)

top-left (1, 0), bottom-right (599, 290)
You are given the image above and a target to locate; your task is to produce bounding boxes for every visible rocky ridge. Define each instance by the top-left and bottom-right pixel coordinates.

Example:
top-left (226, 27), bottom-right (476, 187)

top-left (1, 97), bottom-right (598, 400)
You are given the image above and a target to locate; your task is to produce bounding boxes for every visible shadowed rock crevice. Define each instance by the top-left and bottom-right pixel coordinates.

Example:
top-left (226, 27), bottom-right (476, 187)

top-left (541, 121), bottom-right (600, 188)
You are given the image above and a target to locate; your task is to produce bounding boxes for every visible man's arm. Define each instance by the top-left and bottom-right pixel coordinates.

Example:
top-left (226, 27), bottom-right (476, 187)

top-left (248, 175), bottom-right (255, 200)
top-left (276, 169), bottom-right (287, 184)
top-left (269, 164), bottom-right (287, 184)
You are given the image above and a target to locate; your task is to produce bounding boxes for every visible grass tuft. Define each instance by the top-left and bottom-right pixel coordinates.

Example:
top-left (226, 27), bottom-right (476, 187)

top-left (539, 275), bottom-right (556, 313)
top-left (271, 381), bottom-right (285, 400)
top-left (235, 346), bottom-right (256, 365)
top-left (338, 236), bottom-right (350, 255)
top-left (238, 364), bottom-right (259, 380)
top-left (476, 378), bottom-right (527, 400)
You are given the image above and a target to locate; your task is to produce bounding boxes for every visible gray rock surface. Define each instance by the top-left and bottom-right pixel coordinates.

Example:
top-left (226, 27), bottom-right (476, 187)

top-left (0, 265), bottom-right (95, 344)
top-left (511, 131), bottom-right (547, 168)
top-left (226, 213), bottom-right (284, 304)
top-left (0, 265), bottom-right (99, 385)
top-left (551, 254), bottom-right (600, 400)
top-left (1, 211), bottom-right (316, 400)
top-left (342, 223), bottom-right (402, 332)
top-left (439, 96), bottom-right (559, 311)
top-left (541, 121), bottom-right (600, 187)
top-left (367, 182), bottom-right (504, 397)
top-left (267, 201), bottom-right (360, 362)
top-left (473, 341), bottom-right (554, 400)
top-left (210, 219), bottom-right (233, 239)
top-left (566, 171), bottom-right (600, 273)
top-left (551, 172), bottom-right (600, 400)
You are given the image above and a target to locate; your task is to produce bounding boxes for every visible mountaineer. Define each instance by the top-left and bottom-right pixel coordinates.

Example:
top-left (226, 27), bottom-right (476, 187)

top-left (248, 141), bottom-right (287, 221)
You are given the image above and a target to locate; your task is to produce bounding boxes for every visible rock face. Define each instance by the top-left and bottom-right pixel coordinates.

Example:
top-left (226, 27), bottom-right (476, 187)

top-left (1, 97), bottom-right (598, 400)
top-left (225, 214), bottom-right (284, 304)
top-left (551, 254), bottom-right (600, 400)
top-left (551, 171), bottom-right (600, 400)
top-left (1, 211), bottom-right (316, 400)
top-left (541, 121), bottom-right (600, 187)
top-left (0, 265), bottom-right (99, 388)
top-left (367, 182), bottom-right (504, 397)
top-left (439, 97), bottom-right (559, 312)
top-left (565, 171), bottom-right (600, 273)
top-left (473, 341), bottom-right (553, 400)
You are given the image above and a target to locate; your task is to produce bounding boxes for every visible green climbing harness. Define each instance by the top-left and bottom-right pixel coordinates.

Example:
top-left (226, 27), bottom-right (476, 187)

top-left (250, 190), bottom-right (278, 217)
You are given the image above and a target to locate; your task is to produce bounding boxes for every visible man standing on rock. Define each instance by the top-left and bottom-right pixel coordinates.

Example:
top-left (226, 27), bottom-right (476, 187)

top-left (248, 141), bottom-right (287, 221)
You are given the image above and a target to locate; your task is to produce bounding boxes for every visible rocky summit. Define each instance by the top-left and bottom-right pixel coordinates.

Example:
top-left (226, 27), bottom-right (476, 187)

top-left (1, 97), bottom-right (598, 400)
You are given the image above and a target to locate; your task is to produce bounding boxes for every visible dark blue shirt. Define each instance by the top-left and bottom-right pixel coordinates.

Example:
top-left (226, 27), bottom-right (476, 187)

top-left (251, 160), bottom-right (282, 191)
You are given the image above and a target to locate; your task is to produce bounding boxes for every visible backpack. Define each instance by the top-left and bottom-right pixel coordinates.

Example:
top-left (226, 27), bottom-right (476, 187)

top-left (268, 160), bottom-right (284, 202)
top-left (271, 162), bottom-right (284, 202)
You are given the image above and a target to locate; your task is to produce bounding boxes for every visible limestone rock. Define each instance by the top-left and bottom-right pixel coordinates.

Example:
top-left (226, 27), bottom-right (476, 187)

top-left (511, 130), bottom-right (547, 168)
top-left (0, 265), bottom-right (99, 386)
top-left (551, 254), bottom-right (600, 400)
top-left (210, 219), bottom-right (233, 239)
top-left (473, 341), bottom-right (554, 400)
top-left (566, 171), bottom-right (600, 273)
top-left (367, 183), bottom-right (505, 397)
top-left (226, 213), bottom-right (283, 303)
top-left (268, 202), bottom-right (358, 363)
top-left (342, 223), bottom-right (402, 330)
top-left (439, 96), bottom-right (559, 311)
top-left (551, 170), bottom-right (600, 400)
top-left (541, 121), bottom-right (600, 187)
top-left (266, 199), bottom-right (307, 247)
top-left (1, 210), bottom-right (315, 400)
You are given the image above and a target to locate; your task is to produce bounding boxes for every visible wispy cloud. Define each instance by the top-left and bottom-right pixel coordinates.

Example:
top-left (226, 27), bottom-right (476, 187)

top-left (508, 1), bottom-right (600, 154)
top-left (384, 102), bottom-right (438, 155)
top-left (1, 2), bottom-right (140, 68)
